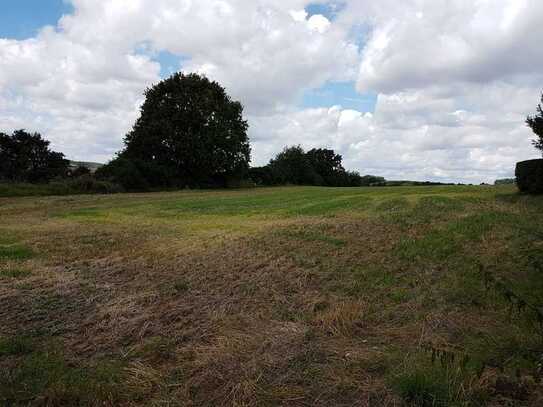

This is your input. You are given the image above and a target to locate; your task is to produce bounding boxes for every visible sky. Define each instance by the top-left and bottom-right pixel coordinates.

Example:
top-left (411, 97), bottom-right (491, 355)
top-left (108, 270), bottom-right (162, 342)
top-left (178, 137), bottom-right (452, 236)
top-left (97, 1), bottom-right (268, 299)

top-left (0, 0), bottom-right (541, 183)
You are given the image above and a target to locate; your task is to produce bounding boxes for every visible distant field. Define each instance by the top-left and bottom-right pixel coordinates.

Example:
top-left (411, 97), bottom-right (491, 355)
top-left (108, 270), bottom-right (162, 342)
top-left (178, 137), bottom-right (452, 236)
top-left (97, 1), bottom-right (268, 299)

top-left (1, 185), bottom-right (542, 405)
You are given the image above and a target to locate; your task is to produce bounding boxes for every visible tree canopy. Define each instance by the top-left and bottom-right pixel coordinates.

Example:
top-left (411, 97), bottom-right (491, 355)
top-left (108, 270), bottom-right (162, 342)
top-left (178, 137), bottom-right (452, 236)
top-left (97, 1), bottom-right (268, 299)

top-left (305, 148), bottom-right (345, 185)
top-left (268, 145), bottom-right (316, 185)
top-left (98, 73), bottom-right (251, 189)
top-left (0, 130), bottom-right (69, 182)
top-left (527, 93), bottom-right (543, 154)
top-left (250, 145), bottom-right (370, 187)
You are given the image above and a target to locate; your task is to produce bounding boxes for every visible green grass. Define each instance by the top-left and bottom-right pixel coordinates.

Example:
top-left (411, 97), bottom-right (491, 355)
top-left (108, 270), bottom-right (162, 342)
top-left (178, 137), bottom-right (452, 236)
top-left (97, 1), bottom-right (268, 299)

top-left (0, 243), bottom-right (33, 260)
top-left (0, 346), bottom-right (124, 405)
top-left (1, 184), bottom-right (542, 405)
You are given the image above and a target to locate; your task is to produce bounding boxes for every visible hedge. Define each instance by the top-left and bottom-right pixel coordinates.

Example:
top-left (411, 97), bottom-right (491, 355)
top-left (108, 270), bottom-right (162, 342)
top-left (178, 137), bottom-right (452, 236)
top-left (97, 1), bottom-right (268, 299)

top-left (516, 159), bottom-right (543, 194)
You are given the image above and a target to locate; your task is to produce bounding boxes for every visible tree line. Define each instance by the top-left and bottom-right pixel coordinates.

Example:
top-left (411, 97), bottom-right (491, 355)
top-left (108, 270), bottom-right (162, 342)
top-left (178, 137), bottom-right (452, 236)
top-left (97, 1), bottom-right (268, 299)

top-left (0, 130), bottom-right (70, 183)
top-left (2, 73), bottom-right (543, 193)
top-left (249, 145), bottom-right (385, 187)
top-left (0, 73), bottom-right (385, 192)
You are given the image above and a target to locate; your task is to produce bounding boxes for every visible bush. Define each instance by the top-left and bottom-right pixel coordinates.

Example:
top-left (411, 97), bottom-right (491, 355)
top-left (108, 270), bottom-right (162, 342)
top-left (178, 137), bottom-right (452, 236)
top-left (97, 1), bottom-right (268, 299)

top-left (515, 159), bottom-right (543, 194)
top-left (249, 166), bottom-right (275, 186)
top-left (0, 177), bottom-right (122, 197)
top-left (64, 175), bottom-right (123, 194)
top-left (95, 158), bottom-right (149, 191)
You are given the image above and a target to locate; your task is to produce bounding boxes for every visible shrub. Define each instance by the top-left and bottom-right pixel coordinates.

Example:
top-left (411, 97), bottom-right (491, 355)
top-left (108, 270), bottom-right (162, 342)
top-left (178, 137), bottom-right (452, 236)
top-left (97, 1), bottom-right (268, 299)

top-left (515, 159), bottom-right (543, 194)
top-left (0, 177), bottom-right (122, 197)
top-left (95, 158), bottom-right (148, 191)
top-left (64, 175), bottom-right (123, 194)
top-left (249, 166), bottom-right (275, 186)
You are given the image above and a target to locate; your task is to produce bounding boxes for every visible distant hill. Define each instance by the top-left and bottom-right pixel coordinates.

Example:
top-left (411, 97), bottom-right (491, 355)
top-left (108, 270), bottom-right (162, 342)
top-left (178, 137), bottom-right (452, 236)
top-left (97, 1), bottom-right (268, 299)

top-left (69, 161), bottom-right (103, 173)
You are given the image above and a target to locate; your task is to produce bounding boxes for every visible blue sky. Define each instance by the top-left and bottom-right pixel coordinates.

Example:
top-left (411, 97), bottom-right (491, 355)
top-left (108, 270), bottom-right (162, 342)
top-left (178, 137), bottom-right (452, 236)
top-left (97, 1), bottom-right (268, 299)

top-left (0, 0), bottom-right (72, 39)
top-left (306, 2), bottom-right (345, 20)
top-left (303, 82), bottom-right (377, 112)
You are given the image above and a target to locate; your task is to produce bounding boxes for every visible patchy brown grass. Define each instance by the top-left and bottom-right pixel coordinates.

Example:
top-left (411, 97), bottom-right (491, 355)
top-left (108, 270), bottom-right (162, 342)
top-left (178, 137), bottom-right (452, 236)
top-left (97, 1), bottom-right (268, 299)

top-left (1, 185), bottom-right (542, 405)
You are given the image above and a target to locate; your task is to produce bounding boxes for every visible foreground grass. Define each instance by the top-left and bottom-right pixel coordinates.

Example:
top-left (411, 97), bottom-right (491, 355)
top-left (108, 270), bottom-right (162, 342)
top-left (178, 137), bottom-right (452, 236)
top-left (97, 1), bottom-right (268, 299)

top-left (1, 185), bottom-right (542, 405)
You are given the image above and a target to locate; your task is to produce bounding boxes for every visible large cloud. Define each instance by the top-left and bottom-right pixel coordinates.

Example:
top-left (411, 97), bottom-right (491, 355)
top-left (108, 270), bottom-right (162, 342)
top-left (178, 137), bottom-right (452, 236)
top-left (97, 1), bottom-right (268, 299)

top-left (0, 25), bottom-right (160, 161)
top-left (0, 0), bottom-right (540, 181)
top-left (348, 0), bottom-right (543, 93)
top-left (49, 0), bottom-right (359, 113)
top-left (0, 0), bottom-right (358, 162)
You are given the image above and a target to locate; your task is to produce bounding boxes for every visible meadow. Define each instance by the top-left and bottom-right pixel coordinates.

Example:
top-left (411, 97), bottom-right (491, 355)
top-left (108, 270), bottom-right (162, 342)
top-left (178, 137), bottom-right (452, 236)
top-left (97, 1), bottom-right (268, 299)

top-left (1, 185), bottom-right (542, 406)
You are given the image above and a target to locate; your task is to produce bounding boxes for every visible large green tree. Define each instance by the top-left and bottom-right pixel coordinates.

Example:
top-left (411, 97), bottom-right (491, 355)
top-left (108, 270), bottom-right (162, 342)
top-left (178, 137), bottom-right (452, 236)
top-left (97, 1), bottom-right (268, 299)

top-left (527, 93), bottom-right (543, 154)
top-left (102, 73), bottom-right (251, 189)
top-left (0, 130), bottom-right (69, 182)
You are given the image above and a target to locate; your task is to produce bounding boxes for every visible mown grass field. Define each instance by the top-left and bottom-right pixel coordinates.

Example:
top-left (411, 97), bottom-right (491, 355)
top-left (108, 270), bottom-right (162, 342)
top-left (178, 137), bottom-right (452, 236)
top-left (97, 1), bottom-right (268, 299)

top-left (1, 185), bottom-right (542, 406)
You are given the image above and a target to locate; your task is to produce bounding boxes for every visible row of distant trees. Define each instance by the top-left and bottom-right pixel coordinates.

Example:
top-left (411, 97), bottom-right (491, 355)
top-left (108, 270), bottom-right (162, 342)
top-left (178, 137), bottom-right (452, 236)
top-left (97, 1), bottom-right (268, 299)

top-left (3, 73), bottom-right (543, 192)
top-left (0, 130), bottom-right (111, 193)
top-left (249, 145), bottom-right (384, 187)
top-left (0, 73), bottom-right (383, 191)
top-left (0, 126), bottom-right (381, 190)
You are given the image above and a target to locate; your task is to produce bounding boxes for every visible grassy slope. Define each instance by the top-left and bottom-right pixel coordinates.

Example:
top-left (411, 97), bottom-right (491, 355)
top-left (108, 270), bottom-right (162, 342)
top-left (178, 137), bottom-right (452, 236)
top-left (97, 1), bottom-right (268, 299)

top-left (0, 185), bottom-right (542, 405)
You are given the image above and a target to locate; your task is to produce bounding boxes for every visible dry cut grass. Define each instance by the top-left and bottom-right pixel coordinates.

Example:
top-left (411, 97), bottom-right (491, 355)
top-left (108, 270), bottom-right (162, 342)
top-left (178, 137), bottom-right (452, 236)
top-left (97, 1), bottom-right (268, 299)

top-left (1, 185), bottom-right (542, 406)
